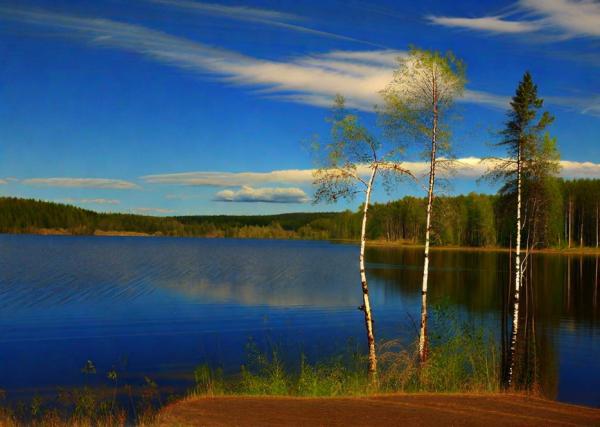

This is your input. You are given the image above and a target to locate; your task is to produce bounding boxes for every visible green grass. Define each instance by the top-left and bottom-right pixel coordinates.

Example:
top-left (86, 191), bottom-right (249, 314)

top-left (191, 307), bottom-right (500, 398)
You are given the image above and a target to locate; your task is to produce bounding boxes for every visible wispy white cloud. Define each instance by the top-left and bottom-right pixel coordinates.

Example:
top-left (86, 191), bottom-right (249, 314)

top-left (133, 207), bottom-right (176, 214)
top-left (150, 0), bottom-right (298, 22)
top-left (428, 15), bottom-right (540, 33)
top-left (62, 198), bottom-right (121, 205)
top-left (148, 0), bottom-right (375, 45)
top-left (0, 179), bottom-right (7, 185)
top-left (143, 170), bottom-right (314, 186)
top-left (461, 90), bottom-right (510, 109)
top-left (0, 6), bottom-right (594, 115)
top-left (428, 0), bottom-right (600, 40)
top-left (0, 7), bottom-right (502, 112)
top-left (546, 94), bottom-right (600, 117)
top-left (521, 0), bottom-right (600, 38)
top-left (214, 186), bottom-right (309, 203)
top-left (22, 178), bottom-right (139, 189)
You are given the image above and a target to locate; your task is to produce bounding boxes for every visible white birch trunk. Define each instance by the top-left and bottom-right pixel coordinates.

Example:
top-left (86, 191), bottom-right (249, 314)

top-left (419, 76), bottom-right (438, 363)
top-left (360, 165), bottom-right (378, 380)
top-left (508, 143), bottom-right (522, 387)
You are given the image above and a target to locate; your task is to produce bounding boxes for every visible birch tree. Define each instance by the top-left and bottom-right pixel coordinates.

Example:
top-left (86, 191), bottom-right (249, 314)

top-left (313, 95), bottom-right (412, 382)
top-left (485, 72), bottom-right (554, 387)
top-left (380, 48), bottom-right (465, 362)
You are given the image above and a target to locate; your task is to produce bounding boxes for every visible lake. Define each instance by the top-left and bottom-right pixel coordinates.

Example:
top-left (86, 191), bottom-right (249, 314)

top-left (0, 234), bottom-right (598, 407)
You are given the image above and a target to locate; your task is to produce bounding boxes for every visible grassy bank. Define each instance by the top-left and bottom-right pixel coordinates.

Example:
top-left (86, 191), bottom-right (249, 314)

top-left (188, 309), bottom-right (499, 398)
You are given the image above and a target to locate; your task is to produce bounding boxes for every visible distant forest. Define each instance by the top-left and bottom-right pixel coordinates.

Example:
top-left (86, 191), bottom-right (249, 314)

top-left (1, 178), bottom-right (599, 248)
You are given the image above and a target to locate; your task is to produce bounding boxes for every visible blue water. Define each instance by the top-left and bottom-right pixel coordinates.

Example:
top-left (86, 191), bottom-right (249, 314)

top-left (0, 235), bottom-right (598, 407)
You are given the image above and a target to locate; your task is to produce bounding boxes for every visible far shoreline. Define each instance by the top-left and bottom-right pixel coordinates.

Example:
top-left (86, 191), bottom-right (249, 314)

top-left (3, 229), bottom-right (600, 256)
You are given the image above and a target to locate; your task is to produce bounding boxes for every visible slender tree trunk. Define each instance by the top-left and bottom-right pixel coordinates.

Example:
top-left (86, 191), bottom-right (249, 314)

top-left (360, 165), bottom-right (378, 381)
top-left (419, 77), bottom-right (438, 363)
top-left (508, 142), bottom-right (522, 387)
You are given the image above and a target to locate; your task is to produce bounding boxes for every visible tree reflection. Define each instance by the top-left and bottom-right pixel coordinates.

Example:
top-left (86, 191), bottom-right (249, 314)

top-left (365, 247), bottom-right (600, 400)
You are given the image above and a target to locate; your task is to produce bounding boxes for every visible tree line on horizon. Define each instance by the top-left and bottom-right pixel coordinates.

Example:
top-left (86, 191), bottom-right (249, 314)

top-left (1, 180), bottom-right (598, 247)
top-left (0, 178), bottom-right (599, 247)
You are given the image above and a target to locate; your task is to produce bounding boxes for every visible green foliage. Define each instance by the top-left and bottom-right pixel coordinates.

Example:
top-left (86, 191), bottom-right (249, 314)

top-left (380, 47), bottom-right (466, 156)
top-left (377, 306), bottom-right (499, 394)
top-left (193, 364), bottom-right (224, 396)
top-left (312, 95), bottom-right (396, 206)
top-left (239, 341), bottom-right (290, 395)
top-left (423, 304), bottom-right (498, 392)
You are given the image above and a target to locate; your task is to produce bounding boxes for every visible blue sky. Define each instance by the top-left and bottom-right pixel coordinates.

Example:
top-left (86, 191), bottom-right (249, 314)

top-left (0, 0), bottom-right (599, 215)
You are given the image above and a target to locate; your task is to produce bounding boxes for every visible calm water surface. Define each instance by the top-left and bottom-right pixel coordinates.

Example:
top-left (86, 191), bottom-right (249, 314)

top-left (0, 235), bottom-right (598, 406)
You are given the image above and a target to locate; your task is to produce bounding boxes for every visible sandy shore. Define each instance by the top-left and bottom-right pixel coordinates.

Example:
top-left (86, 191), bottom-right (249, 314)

top-left (155, 393), bottom-right (600, 426)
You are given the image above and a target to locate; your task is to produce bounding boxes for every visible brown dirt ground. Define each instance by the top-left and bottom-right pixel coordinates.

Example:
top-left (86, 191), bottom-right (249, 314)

top-left (155, 393), bottom-right (600, 426)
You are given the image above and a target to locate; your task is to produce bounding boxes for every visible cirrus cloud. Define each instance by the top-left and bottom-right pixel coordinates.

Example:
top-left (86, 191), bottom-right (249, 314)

top-left (142, 170), bottom-right (314, 186)
top-left (149, 0), bottom-right (299, 22)
top-left (0, 6), bottom-right (596, 115)
top-left (147, 0), bottom-right (376, 46)
top-left (22, 178), bottom-right (139, 189)
top-left (427, 15), bottom-right (540, 34)
top-left (428, 0), bottom-right (600, 40)
top-left (522, 0), bottom-right (600, 38)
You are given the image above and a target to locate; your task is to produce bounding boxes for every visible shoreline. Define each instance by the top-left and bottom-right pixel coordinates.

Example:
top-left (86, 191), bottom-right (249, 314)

top-left (3, 230), bottom-right (600, 256)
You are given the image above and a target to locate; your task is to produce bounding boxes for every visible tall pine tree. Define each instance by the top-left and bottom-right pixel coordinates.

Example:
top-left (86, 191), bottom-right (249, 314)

top-left (487, 71), bottom-right (555, 387)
